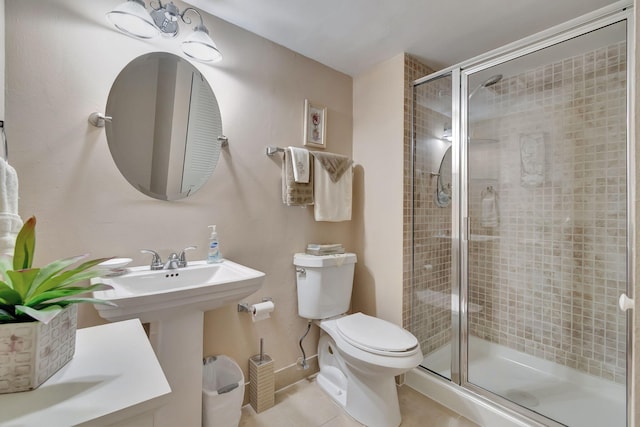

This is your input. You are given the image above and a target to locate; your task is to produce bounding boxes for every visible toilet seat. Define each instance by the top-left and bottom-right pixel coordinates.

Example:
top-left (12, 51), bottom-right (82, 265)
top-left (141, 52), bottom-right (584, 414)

top-left (335, 313), bottom-right (418, 357)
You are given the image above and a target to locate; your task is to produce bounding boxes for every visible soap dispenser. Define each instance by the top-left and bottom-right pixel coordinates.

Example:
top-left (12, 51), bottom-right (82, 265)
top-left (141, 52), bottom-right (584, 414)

top-left (207, 225), bottom-right (222, 263)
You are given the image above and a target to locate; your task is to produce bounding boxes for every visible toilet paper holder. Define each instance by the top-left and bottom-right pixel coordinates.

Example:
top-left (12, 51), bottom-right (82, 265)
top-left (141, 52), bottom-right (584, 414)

top-left (238, 297), bottom-right (273, 313)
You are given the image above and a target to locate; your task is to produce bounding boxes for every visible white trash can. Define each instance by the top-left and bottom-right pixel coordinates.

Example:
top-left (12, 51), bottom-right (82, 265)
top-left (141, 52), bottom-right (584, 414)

top-left (202, 355), bottom-right (245, 427)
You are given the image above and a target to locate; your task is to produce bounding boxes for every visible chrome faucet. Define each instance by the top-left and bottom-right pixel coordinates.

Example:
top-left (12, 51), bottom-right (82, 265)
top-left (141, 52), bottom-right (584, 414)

top-left (141, 249), bottom-right (164, 271)
top-left (141, 246), bottom-right (197, 270)
top-left (164, 253), bottom-right (180, 270)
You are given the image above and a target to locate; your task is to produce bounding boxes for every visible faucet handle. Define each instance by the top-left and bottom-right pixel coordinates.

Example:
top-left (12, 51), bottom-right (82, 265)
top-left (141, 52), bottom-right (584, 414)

top-left (141, 249), bottom-right (163, 270)
top-left (178, 246), bottom-right (197, 268)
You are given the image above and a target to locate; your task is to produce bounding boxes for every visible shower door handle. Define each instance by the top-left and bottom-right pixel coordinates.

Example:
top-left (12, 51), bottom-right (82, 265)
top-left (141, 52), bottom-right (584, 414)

top-left (619, 293), bottom-right (634, 312)
top-left (463, 217), bottom-right (470, 241)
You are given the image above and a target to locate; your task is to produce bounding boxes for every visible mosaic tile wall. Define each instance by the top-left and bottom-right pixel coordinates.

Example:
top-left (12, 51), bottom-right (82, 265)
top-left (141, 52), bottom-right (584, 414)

top-left (407, 41), bottom-right (628, 383)
top-left (402, 55), bottom-right (437, 354)
top-left (410, 74), bottom-right (455, 355)
top-left (467, 41), bottom-right (628, 383)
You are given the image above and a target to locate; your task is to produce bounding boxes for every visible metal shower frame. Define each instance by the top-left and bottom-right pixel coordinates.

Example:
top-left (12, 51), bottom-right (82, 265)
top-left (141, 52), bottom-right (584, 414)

top-left (410, 2), bottom-right (635, 426)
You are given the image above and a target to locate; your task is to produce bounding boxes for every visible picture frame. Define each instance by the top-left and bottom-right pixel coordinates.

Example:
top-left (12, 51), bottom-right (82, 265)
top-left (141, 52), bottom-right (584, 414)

top-left (303, 99), bottom-right (327, 149)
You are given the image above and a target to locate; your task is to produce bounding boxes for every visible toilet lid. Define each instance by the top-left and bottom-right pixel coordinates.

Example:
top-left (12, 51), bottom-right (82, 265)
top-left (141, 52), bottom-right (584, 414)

top-left (336, 313), bottom-right (418, 353)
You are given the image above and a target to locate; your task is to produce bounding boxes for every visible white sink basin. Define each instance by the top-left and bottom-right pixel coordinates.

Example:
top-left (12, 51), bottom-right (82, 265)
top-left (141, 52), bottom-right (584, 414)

top-left (92, 259), bottom-right (265, 322)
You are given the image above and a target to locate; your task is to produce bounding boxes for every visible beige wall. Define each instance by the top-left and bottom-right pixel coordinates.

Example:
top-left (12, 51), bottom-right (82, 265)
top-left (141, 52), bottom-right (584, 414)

top-left (352, 54), bottom-right (405, 325)
top-left (5, 0), bottom-right (353, 383)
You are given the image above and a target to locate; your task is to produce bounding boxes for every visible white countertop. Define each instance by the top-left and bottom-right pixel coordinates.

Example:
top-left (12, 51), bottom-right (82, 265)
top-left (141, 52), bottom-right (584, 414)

top-left (0, 319), bottom-right (171, 427)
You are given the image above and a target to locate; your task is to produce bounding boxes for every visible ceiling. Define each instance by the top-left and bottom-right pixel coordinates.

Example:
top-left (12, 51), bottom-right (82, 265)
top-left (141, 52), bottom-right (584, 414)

top-left (184, 0), bottom-right (624, 76)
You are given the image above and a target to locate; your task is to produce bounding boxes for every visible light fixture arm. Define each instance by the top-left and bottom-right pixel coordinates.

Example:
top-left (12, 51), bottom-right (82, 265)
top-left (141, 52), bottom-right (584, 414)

top-left (149, 0), bottom-right (173, 14)
top-left (180, 7), bottom-right (209, 33)
top-left (148, 1), bottom-right (204, 26)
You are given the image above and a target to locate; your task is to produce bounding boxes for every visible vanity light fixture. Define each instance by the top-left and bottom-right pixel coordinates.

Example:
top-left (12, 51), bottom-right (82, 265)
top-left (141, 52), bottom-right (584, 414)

top-left (107, 0), bottom-right (222, 63)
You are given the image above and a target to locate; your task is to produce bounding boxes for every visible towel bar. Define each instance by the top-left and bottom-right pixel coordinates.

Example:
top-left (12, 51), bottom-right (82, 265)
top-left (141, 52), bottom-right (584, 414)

top-left (266, 146), bottom-right (285, 156)
top-left (0, 121), bottom-right (6, 161)
top-left (267, 146), bottom-right (357, 171)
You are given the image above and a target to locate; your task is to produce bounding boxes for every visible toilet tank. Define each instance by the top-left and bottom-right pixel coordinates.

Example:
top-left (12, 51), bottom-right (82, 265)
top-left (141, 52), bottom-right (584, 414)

top-left (293, 253), bottom-right (357, 319)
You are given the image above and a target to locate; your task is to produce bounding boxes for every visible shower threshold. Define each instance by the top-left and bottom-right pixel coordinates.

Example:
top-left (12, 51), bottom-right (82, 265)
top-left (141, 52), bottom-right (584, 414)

top-left (421, 337), bottom-right (625, 427)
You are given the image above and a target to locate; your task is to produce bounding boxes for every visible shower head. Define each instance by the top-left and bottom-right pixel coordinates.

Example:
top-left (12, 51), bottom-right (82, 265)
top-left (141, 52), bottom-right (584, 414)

top-left (482, 74), bottom-right (503, 87)
top-left (468, 74), bottom-right (503, 99)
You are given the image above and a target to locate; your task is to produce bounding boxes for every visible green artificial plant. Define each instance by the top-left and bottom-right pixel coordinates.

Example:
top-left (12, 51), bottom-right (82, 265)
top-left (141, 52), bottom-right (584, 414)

top-left (0, 216), bottom-right (114, 324)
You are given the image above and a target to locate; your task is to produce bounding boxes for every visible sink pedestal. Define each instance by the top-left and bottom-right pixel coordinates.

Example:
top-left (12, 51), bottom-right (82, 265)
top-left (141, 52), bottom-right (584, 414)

top-left (148, 311), bottom-right (204, 427)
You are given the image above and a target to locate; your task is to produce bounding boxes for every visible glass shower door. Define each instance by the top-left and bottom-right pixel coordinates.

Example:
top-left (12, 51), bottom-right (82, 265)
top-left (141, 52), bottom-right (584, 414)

top-left (412, 71), bottom-right (458, 381)
top-left (464, 20), bottom-right (628, 427)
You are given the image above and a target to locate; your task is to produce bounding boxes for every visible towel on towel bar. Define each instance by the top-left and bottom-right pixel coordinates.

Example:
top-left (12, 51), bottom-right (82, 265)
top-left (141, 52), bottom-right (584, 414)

top-left (287, 147), bottom-right (310, 183)
top-left (282, 150), bottom-right (314, 206)
top-left (312, 152), bottom-right (352, 222)
top-left (0, 158), bottom-right (21, 256)
top-left (313, 151), bottom-right (351, 183)
top-left (480, 187), bottom-right (498, 228)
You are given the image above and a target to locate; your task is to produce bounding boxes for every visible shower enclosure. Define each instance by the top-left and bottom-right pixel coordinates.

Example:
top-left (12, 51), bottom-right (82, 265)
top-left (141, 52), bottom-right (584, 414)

top-left (410, 7), bottom-right (632, 427)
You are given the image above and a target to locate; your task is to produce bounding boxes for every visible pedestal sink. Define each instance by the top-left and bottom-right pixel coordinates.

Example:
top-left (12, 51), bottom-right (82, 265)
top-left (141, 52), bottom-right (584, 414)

top-left (92, 259), bottom-right (265, 427)
top-left (92, 259), bottom-right (265, 322)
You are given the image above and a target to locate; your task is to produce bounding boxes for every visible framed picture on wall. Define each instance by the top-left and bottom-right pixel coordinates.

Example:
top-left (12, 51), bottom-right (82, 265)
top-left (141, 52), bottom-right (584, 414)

top-left (303, 99), bottom-right (327, 149)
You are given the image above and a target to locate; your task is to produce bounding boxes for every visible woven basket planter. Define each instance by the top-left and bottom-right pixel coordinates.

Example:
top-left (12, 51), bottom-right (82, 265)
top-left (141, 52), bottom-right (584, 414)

top-left (0, 305), bottom-right (77, 393)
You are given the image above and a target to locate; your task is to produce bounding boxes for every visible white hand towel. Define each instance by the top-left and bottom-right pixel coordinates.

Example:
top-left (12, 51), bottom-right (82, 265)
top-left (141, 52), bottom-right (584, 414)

top-left (313, 153), bottom-right (352, 222)
top-left (480, 188), bottom-right (498, 228)
top-left (287, 147), bottom-right (310, 183)
top-left (0, 158), bottom-right (22, 256)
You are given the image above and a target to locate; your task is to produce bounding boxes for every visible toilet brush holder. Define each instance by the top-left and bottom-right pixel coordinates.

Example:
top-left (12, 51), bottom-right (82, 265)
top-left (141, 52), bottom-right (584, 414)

top-left (249, 339), bottom-right (274, 412)
top-left (249, 355), bottom-right (274, 412)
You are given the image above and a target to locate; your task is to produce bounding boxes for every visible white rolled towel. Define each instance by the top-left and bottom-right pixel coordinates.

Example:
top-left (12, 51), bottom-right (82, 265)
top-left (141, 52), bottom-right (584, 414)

top-left (0, 213), bottom-right (23, 256)
top-left (0, 158), bottom-right (22, 256)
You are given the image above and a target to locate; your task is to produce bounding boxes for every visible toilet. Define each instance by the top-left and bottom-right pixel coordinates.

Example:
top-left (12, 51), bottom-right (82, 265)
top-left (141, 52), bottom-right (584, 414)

top-left (294, 253), bottom-right (422, 427)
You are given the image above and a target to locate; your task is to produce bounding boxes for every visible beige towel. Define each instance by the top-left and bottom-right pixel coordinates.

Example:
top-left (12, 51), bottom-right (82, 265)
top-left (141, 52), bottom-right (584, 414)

top-left (282, 150), bottom-right (314, 206)
top-left (313, 152), bottom-right (352, 222)
top-left (312, 152), bottom-right (351, 182)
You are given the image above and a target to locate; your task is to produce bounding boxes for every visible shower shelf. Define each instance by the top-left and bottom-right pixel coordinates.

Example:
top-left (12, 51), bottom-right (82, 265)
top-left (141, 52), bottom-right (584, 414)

top-left (469, 138), bottom-right (498, 144)
top-left (415, 289), bottom-right (482, 313)
top-left (469, 234), bottom-right (500, 242)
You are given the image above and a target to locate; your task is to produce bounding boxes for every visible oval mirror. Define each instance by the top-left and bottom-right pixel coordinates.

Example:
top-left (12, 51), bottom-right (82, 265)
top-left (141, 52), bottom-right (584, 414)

top-left (435, 145), bottom-right (452, 207)
top-left (105, 52), bottom-right (223, 201)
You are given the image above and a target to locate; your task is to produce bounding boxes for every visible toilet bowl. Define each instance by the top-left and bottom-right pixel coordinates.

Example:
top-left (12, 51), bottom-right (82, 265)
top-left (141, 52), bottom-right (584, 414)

top-left (293, 253), bottom-right (422, 427)
top-left (315, 313), bottom-right (422, 427)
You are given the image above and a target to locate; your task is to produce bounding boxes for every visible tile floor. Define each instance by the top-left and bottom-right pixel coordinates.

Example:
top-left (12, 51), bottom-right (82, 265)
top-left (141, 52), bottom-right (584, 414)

top-left (239, 377), bottom-right (479, 427)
